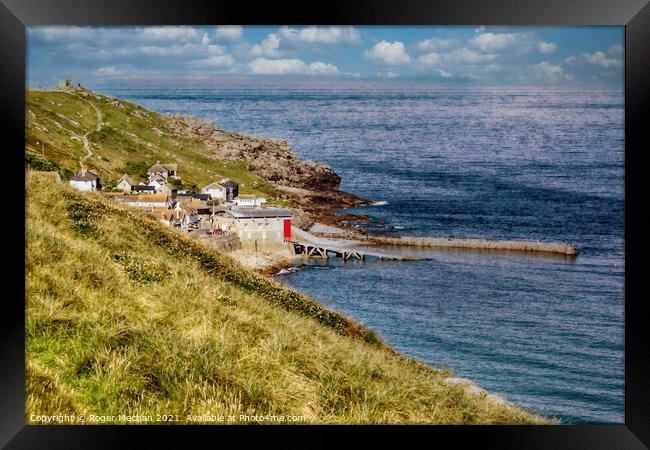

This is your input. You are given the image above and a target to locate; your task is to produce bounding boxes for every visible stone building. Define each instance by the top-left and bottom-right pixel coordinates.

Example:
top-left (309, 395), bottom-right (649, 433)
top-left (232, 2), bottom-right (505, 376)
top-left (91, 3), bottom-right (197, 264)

top-left (212, 206), bottom-right (292, 250)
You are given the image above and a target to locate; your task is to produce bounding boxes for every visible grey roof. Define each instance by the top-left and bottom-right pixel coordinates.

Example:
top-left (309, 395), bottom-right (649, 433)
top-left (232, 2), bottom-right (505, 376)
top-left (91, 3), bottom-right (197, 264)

top-left (70, 172), bottom-right (98, 182)
top-left (118, 174), bottom-right (135, 185)
top-left (219, 180), bottom-right (238, 188)
top-left (215, 206), bottom-right (292, 219)
top-left (132, 185), bottom-right (156, 191)
top-left (148, 163), bottom-right (177, 173)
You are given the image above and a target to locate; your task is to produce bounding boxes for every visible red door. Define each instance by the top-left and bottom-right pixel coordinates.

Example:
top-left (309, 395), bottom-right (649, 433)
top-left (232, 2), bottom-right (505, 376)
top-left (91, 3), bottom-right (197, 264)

top-left (283, 219), bottom-right (291, 241)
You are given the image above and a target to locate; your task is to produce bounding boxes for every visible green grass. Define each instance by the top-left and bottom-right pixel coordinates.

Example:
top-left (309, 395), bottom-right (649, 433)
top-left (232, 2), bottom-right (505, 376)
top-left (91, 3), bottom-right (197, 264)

top-left (26, 88), bottom-right (282, 200)
top-left (25, 174), bottom-right (551, 424)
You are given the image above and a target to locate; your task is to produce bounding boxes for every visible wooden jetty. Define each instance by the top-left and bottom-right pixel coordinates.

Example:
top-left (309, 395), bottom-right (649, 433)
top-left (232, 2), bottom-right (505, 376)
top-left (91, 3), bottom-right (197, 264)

top-left (289, 241), bottom-right (422, 261)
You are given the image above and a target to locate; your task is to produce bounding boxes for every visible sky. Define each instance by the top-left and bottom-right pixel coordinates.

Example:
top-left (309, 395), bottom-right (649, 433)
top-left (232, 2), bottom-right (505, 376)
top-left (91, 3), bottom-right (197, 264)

top-left (27, 26), bottom-right (624, 88)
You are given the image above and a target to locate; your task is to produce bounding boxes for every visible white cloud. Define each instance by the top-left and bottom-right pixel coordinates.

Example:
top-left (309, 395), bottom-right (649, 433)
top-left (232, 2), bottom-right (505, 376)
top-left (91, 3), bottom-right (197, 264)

top-left (382, 71), bottom-right (399, 78)
top-left (437, 69), bottom-right (453, 78)
top-left (212, 26), bottom-right (243, 42)
top-left (416, 37), bottom-right (458, 52)
top-left (533, 61), bottom-right (573, 81)
top-left (469, 32), bottom-right (520, 52)
top-left (251, 34), bottom-right (282, 57)
top-left (364, 41), bottom-right (412, 65)
top-left (444, 47), bottom-right (498, 64)
top-left (278, 26), bottom-right (361, 44)
top-left (418, 52), bottom-right (441, 66)
top-left (565, 50), bottom-right (622, 69)
top-left (138, 26), bottom-right (202, 42)
top-left (537, 41), bottom-right (557, 53)
top-left (307, 61), bottom-right (340, 74)
top-left (584, 51), bottom-right (622, 68)
top-left (248, 58), bottom-right (339, 75)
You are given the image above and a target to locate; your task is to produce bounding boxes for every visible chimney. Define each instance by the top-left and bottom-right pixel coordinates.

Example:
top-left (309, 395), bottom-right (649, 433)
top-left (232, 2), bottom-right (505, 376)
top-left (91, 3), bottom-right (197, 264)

top-left (81, 165), bottom-right (87, 175)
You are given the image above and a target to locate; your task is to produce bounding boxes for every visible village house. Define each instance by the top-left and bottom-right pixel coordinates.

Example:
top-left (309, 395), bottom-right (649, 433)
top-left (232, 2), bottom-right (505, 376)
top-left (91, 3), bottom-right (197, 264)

top-left (233, 194), bottom-right (267, 207)
top-left (147, 176), bottom-right (167, 191)
top-left (113, 194), bottom-right (171, 210)
top-left (176, 192), bottom-right (210, 206)
top-left (147, 207), bottom-right (192, 229)
top-left (212, 206), bottom-right (292, 249)
top-left (69, 168), bottom-right (101, 192)
top-left (201, 182), bottom-right (227, 201)
top-left (174, 203), bottom-right (199, 228)
top-left (201, 179), bottom-right (239, 202)
top-left (132, 184), bottom-right (156, 194)
top-left (158, 182), bottom-right (177, 198)
top-left (116, 173), bottom-right (135, 193)
top-left (149, 210), bottom-right (177, 227)
top-left (147, 162), bottom-right (178, 180)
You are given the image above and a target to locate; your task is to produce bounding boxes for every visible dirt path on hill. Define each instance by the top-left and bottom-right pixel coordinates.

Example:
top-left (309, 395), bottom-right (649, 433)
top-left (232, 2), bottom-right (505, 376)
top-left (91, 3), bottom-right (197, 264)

top-left (77, 96), bottom-right (103, 169)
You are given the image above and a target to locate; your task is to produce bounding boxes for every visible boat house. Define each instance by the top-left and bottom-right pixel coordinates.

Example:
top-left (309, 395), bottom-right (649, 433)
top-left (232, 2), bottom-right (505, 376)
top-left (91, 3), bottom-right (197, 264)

top-left (212, 206), bottom-right (292, 249)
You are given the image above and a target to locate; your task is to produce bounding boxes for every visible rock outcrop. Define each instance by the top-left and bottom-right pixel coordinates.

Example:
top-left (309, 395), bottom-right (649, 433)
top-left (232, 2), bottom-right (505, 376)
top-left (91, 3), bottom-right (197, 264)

top-left (164, 114), bottom-right (341, 191)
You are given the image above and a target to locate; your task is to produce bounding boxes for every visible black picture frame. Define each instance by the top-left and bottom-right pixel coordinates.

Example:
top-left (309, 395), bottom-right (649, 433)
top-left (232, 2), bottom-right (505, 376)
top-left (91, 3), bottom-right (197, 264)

top-left (2, 0), bottom-right (648, 447)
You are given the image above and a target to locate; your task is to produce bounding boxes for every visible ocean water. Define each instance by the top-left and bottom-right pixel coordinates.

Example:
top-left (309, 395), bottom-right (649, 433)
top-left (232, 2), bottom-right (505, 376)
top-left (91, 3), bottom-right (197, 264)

top-left (100, 83), bottom-right (624, 423)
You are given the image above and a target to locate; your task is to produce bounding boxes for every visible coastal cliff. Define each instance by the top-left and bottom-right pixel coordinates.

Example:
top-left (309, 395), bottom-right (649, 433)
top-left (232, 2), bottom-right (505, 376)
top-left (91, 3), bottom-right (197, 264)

top-left (25, 87), bottom-right (369, 231)
top-left (163, 113), bottom-right (372, 227)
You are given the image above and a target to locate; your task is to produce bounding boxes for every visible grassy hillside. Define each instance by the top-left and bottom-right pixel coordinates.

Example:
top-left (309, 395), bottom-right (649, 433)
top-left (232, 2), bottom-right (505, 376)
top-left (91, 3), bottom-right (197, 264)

top-left (26, 88), bottom-right (281, 200)
top-left (25, 174), bottom-right (549, 424)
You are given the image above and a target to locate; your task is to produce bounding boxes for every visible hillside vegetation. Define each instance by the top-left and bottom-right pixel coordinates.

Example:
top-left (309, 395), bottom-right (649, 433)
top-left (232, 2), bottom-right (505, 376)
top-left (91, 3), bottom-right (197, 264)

top-left (25, 174), bottom-right (549, 424)
top-left (26, 88), bottom-right (282, 199)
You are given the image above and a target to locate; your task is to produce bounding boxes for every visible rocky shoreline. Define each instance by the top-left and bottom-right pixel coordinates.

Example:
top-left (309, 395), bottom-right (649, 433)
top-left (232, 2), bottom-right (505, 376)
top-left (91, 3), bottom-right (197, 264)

top-left (162, 113), bottom-right (373, 232)
top-left (161, 113), bottom-right (579, 276)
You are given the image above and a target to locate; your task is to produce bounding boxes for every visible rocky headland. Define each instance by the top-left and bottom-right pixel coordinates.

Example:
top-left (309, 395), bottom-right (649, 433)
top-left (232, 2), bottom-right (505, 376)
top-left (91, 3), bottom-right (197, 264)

top-left (163, 113), bottom-right (372, 232)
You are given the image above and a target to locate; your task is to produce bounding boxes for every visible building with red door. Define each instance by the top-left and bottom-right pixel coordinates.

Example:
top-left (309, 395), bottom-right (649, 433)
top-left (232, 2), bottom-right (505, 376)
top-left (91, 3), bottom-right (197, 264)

top-left (211, 206), bottom-right (292, 250)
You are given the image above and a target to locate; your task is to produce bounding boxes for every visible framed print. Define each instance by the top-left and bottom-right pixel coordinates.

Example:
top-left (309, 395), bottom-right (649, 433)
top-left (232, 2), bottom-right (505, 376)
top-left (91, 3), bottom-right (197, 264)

top-left (2, 0), bottom-right (648, 447)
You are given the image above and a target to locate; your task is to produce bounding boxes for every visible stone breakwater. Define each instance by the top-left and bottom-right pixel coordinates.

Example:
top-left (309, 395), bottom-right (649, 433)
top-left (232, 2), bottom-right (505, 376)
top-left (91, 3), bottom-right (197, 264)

top-left (365, 236), bottom-right (579, 256)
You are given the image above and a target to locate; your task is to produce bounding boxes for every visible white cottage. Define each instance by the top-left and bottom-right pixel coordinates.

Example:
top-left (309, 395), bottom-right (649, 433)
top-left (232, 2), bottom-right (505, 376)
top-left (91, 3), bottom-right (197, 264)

top-left (69, 169), bottom-right (101, 192)
top-left (147, 162), bottom-right (178, 180)
top-left (201, 182), bottom-right (227, 201)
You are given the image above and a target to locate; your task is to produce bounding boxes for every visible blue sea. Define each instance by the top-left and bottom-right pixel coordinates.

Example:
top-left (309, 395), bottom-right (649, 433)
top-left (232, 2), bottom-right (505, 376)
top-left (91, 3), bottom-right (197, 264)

top-left (99, 82), bottom-right (624, 423)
